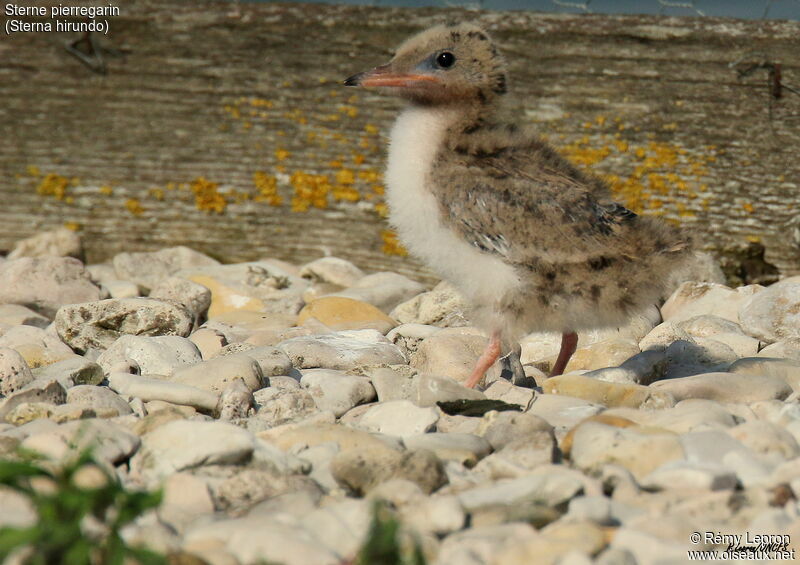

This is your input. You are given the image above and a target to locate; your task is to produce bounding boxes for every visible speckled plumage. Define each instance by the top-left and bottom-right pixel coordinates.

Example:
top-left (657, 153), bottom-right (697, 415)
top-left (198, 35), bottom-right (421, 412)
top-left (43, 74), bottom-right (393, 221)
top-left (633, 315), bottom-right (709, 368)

top-left (346, 22), bottom-right (691, 383)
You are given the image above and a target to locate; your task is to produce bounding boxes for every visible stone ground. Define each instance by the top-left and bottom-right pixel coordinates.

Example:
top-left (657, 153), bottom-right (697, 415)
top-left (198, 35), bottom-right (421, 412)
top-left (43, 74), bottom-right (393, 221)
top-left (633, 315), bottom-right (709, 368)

top-left (0, 227), bottom-right (799, 565)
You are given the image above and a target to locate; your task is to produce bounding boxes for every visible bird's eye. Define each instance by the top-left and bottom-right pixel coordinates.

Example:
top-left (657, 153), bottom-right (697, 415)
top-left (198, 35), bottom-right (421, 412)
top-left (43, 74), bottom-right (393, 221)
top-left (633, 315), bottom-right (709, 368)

top-left (436, 52), bottom-right (456, 68)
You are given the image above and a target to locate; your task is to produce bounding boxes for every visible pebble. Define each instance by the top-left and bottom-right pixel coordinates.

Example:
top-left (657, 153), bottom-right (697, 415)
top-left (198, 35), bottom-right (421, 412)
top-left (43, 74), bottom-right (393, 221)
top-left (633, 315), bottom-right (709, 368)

top-left (332, 271), bottom-right (425, 312)
top-left (569, 421), bottom-right (685, 480)
top-left (112, 246), bottom-right (219, 291)
top-left (22, 419), bottom-right (139, 464)
top-left (391, 280), bottom-right (469, 327)
top-left (303, 498), bottom-right (372, 559)
top-left (330, 446), bottom-right (447, 495)
top-left (203, 310), bottom-right (297, 343)
top-left (0, 256), bottom-right (100, 318)
top-left (638, 321), bottom-right (693, 351)
top-left (478, 411), bottom-right (554, 452)
top-left (494, 520), bottom-right (606, 565)
top-left (416, 373), bottom-right (486, 407)
top-left (679, 430), bottom-right (771, 486)
top-left (179, 261), bottom-right (307, 317)
top-left (188, 327), bottom-right (227, 359)
top-left (56, 298), bottom-right (193, 353)
top-left (259, 421), bottom-right (401, 453)
top-left (8, 227), bottom-right (83, 260)
top-left (364, 365), bottom-right (417, 402)
top-left (727, 420), bottom-right (800, 461)
top-left (278, 330), bottom-right (406, 370)
top-left (0, 325), bottom-right (76, 368)
top-left (482, 379), bottom-right (535, 406)
top-left (661, 281), bottom-right (758, 324)
top-left (103, 279), bottom-right (141, 299)
top-left (399, 493), bottom-right (466, 535)
top-left (557, 338), bottom-right (641, 374)
top-left (0, 380), bottom-right (66, 421)
top-left (358, 400), bottom-right (439, 437)
top-left (0, 304), bottom-right (50, 328)
top-left (404, 432), bottom-right (492, 466)
top-left (223, 345), bottom-right (292, 377)
top-left (297, 296), bottom-right (396, 333)
top-left (66, 384), bottom-right (132, 416)
top-left (130, 420), bottom-right (254, 484)
top-left (252, 386), bottom-right (318, 427)
top-left (31, 356), bottom-right (104, 388)
top-left (171, 354), bottom-right (264, 393)
top-left (0, 347), bottom-right (35, 396)
top-left (299, 256), bottom-right (365, 287)
top-left (758, 339), bottom-right (800, 361)
top-left (386, 323), bottom-right (439, 356)
top-left (457, 466), bottom-right (585, 511)
top-left (158, 472), bottom-right (216, 532)
top-left (739, 282), bottom-right (800, 343)
top-left (729, 357), bottom-right (800, 391)
top-left (542, 374), bottom-right (675, 409)
top-left (108, 372), bottom-right (219, 412)
top-left (411, 328), bottom-right (488, 384)
top-left (184, 515), bottom-right (340, 565)
top-left (640, 461), bottom-right (738, 491)
top-left (149, 276), bottom-right (212, 322)
top-left (435, 523), bottom-right (539, 565)
top-left (97, 334), bottom-right (202, 377)
top-left (527, 393), bottom-right (604, 431)
top-left (299, 369), bottom-right (375, 417)
top-left (650, 371), bottom-right (791, 403)
top-left (216, 379), bottom-right (255, 420)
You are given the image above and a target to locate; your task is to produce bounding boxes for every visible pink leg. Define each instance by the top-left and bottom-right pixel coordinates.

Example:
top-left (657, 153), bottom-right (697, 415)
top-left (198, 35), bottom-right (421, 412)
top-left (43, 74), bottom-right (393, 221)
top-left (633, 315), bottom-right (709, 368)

top-left (465, 331), bottom-right (501, 389)
top-left (550, 331), bottom-right (578, 377)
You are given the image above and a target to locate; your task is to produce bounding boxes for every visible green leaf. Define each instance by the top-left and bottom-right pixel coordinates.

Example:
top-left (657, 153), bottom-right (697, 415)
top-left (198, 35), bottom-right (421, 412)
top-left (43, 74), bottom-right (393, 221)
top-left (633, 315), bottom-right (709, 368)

top-left (0, 459), bottom-right (51, 484)
top-left (0, 526), bottom-right (40, 558)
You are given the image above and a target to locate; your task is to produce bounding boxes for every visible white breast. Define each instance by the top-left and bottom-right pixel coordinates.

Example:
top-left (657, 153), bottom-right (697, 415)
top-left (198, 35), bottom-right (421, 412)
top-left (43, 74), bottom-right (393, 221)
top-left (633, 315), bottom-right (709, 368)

top-left (385, 106), bottom-right (521, 315)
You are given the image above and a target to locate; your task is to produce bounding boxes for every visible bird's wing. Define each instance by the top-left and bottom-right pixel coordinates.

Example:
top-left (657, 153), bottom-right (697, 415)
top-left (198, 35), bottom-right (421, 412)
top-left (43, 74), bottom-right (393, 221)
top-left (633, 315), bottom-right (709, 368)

top-left (431, 149), bottom-right (679, 266)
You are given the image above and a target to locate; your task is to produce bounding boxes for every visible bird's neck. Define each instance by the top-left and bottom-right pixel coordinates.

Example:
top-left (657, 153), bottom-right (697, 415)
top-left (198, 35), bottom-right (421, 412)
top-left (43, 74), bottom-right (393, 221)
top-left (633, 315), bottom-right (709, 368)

top-left (406, 99), bottom-right (495, 135)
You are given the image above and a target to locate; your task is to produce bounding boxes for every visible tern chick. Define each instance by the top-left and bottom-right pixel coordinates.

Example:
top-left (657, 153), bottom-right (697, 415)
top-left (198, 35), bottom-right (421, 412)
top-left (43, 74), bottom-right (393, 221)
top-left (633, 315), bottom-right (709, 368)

top-left (345, 22), bottom-right (691, 387)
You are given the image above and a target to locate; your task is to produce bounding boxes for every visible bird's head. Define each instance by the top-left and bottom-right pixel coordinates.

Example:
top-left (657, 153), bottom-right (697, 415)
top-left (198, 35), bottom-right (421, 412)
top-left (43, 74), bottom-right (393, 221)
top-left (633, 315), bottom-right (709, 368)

top-left (344, 22), bottom-right (508, 107)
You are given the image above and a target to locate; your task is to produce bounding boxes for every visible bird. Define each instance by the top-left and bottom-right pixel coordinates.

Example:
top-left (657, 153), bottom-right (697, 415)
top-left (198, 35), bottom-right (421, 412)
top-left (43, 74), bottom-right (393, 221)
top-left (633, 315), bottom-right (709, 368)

top-left (344, 22), bottom-right (691, 388)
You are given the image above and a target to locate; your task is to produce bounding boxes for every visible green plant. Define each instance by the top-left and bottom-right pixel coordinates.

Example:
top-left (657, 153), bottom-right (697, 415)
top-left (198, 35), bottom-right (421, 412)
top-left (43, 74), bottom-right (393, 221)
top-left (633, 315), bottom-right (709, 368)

top-left (0, 449), bottom-right (165, 565)
top-left (353, 501), bottom-right (427, 565)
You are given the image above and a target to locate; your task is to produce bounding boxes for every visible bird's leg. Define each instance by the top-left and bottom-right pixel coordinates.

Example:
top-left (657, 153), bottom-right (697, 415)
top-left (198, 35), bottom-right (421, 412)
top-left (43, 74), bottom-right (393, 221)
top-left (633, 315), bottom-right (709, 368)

top-left (465, 330), bottom-right (501, 389)
top-left (550, 331), bottom-right (578, 377)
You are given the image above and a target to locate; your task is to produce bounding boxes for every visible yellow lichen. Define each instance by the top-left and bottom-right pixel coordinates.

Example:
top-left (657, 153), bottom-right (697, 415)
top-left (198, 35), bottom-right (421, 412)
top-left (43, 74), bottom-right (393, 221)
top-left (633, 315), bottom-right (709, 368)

top-left (190, 177), bottom-right (227, 214)
top-left (290, 171), bottom-right (331, 212)
top-left (331, 185), bottom-right (360, 202)
top-left (125, 198), bottom-right (144, 216)
top-left (374, 202), bottom-right (389, 218)
top-left (334, 168), bottom-right (356, 186)
top-left (275, 148), bottom-right (291, 161)
top-left (63, 221), bottom-right (81, 231)
top-left (338, 105), bottom-right (358, 118)
top-left (99, 185), bottom-right (114, 195)
top-left (253, 171), bottom-right (283, 206)
top-left (381, 230), bottom-right (407, 256)
top-left (36, 173), bottom-right (70, 200)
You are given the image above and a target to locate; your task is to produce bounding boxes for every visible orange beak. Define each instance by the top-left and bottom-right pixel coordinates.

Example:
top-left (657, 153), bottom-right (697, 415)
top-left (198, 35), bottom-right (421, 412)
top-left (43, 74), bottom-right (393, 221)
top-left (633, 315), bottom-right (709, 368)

top-left (344, 65), bottom-right (440, 88)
